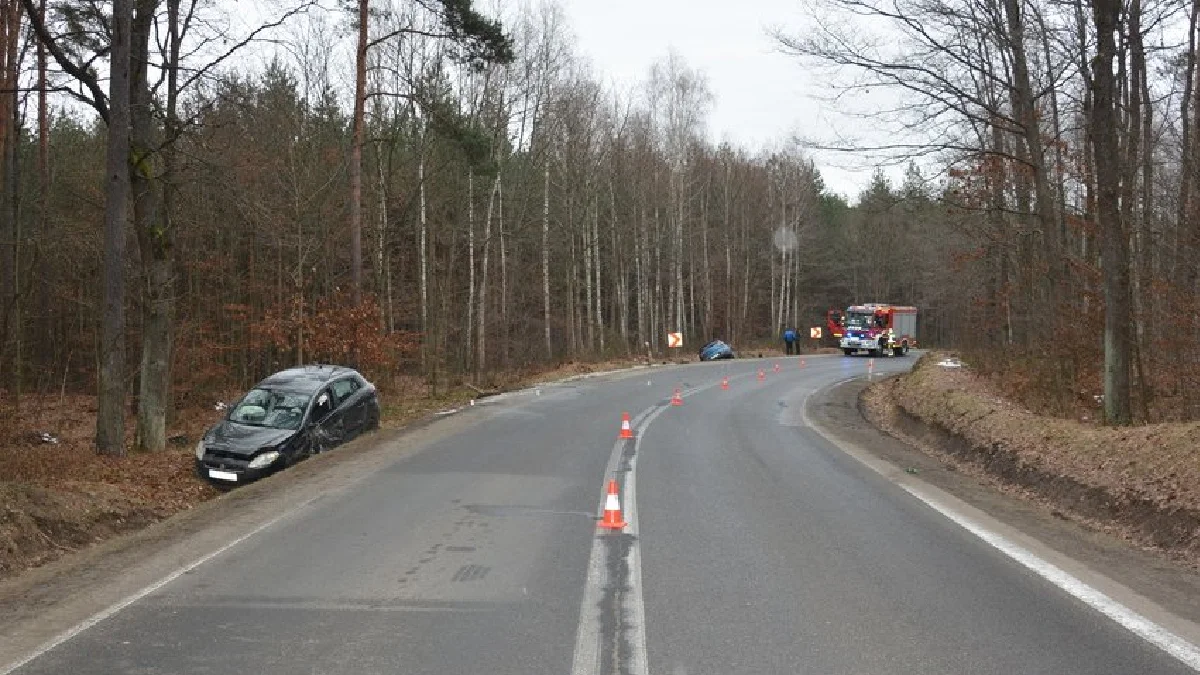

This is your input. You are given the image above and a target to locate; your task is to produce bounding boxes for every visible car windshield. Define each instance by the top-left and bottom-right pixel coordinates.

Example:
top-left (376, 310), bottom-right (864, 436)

top-left (844, 313), bottom-right (873, 330)
top-left (228, 388), bottom-right (310, 430)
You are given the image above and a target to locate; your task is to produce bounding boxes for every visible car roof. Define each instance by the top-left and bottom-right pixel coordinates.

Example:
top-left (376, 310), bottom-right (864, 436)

top-left (256, 365), bottom-right (358, 394)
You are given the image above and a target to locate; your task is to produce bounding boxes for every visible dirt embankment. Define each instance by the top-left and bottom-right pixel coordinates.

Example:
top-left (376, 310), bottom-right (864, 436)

top-left (864, 352), bottom-right (1200, 566)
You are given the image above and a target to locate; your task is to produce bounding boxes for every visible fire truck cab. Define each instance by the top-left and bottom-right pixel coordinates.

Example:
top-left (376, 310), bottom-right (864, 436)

top-left (839, 303), bottom-right (918, 357)
top-left (826, 309), bottom-right (844, 342)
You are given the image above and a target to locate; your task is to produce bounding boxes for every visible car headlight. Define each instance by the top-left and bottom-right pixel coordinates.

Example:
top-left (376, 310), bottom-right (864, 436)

top-left (195, 440), bottom-right (206, 461)
top-left (248, 450), bottom-right (280, 470)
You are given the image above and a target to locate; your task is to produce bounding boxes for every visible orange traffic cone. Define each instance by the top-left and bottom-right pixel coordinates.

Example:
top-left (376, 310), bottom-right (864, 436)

top-left (671, 388), bottom-right (684, 406)
top-left (773, 363), bottom-right (781, 373)
top-left (619, 412), bottom-right (635, 439)
top-left (599, 479), bottom-right (627, 530)
top-left (757, 369), bottom-right (766, 381)
top-left (720, 376), bottom-right (729, 390)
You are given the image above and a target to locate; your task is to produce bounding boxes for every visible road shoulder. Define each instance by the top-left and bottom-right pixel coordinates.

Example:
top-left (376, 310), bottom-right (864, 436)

top-left (809, 375), bottom-right (1200, 633)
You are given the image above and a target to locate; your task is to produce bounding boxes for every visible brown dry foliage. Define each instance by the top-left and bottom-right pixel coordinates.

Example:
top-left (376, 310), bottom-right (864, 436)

top-left (251, 293), bottom-right (421, 374)
top-left (0, 394), bottom-right (222, 579)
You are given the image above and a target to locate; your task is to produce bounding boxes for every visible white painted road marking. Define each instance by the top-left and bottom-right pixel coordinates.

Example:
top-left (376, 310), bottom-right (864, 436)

top-left (900, 484), bottom-right (1200, 671)
top-left (623, 404), bottom-right (656, 675)
top-left (570, 381), bottom-right (718, 675)
top-left (570, 405), bottom-right (660, 675)
top-left (0, 508), bottom-right (305, 675)
top-left (803, 376), bottom-right (1200, 673)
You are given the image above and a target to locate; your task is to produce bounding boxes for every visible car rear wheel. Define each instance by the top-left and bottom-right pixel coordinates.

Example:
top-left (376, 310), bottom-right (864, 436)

top-left (843, 348), bottom-right (854, 356)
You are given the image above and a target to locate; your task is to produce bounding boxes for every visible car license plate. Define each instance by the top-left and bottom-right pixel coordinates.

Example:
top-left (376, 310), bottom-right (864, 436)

top-left (208, 469), bottom-right (238, 481)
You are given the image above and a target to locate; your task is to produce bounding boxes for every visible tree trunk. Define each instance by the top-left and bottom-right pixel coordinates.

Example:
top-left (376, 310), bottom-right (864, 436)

top-left (702, 192), bottom-right (711, 340)
top-left (724, 162), bottom-right (732, 340)
top-left (36, 0), bottom-right (47, 368)
top-left (466, 171), bottom-right (475, 369)
top-left (348, 0), bottom-right (367, 306)
top-left (1138, 25), bottom-right (1154, 418)
top-left (674, 185), bottom-right (684, 334)
top-left (741, 206), bottom-right (751, 336)
top-left (4, 10), bottom-right (18, 410)
top-left (133, 0), bottom-right (177, 453)
top-left (542, 162), bottom-right (552, 358)
top-left (568, 227), bottom-right (578, 353)
top-left (1177, 0), bottom-right (1199, 288)
top-left (1126, 0), bottom-right (1150, 419)
top-left (0, 0), bottom-right (20, 401)
top-left (654, 206), bottom-right (664, 347)
top-left (594, 194), bottom-right (604, 352)
top-left (636, 206), bottom-right (646, 348)
top-left (1034, 4), bottom-right (1068, 258)
top-left (1003, 0), bottom-right (1063, 308)
top-left (611, 181), bottom-right (627, 346)
top-left (97, 0), bottom-right (133, 455)
top-left (477, 173), bottom-right (498, 374)
top-left (583, 192), bottom-right (594, 349)
top-left (419, 151), bottom-right (429, 369)
top-left (375, 139), bottom-right (388, 329)
top-left (1091, 0), bottom-right (1133, 424)
top-left (499, 176), bottom-right (507, 366)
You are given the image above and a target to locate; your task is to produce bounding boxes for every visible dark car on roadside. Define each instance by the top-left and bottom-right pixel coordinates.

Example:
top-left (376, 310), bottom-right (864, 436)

top-left (195, 365), bottom-right (381, 485)
top-left (699, 339), bottom-right (735, 361)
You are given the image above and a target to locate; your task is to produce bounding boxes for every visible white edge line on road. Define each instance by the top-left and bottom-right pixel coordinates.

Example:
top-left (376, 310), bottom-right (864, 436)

top-left (1, 508), bottom-right (302, 675)
top-left (899, 484), bottom-right (1200, 671)
top-left (801, 375), bottom-right (1200, 673)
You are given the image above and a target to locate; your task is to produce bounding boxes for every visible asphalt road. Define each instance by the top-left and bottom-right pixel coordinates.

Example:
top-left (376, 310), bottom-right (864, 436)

top-left (8, 354), bottom-right (1198, 674)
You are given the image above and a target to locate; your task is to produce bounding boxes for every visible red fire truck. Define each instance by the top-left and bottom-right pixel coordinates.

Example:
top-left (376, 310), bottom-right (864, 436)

top-left (826, 308), bottom-right (844, 344)
top-left (838, 303), bottom-right (918, 357)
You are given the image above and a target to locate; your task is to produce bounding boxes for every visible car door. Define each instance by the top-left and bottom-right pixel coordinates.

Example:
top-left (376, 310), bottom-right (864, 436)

top-left (330, 377), bottom-right (367, 437)
top-left (309, 387), bottom-right (346, 449)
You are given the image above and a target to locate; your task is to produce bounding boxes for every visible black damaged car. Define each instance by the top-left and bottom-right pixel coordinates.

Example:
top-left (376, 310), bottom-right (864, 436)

top-left (195, 365), bottom-right (381, 485)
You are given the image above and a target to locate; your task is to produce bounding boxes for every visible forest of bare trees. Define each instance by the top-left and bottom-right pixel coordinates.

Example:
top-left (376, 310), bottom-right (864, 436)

top-left (778, 0), bottom-right (1200, 424)
top-left (0, 0), bottom-right (1195, 457)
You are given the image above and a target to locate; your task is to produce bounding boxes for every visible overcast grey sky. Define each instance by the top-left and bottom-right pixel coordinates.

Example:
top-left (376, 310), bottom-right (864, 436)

top-left (235, 0), bottom-right (900, 200)
top-left (556, 0), bottom-right (892, 201)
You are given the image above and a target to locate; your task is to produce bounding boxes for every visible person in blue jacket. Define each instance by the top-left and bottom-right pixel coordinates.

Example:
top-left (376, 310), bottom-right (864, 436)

top-left (783, 327), bottom-right (797, 355)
